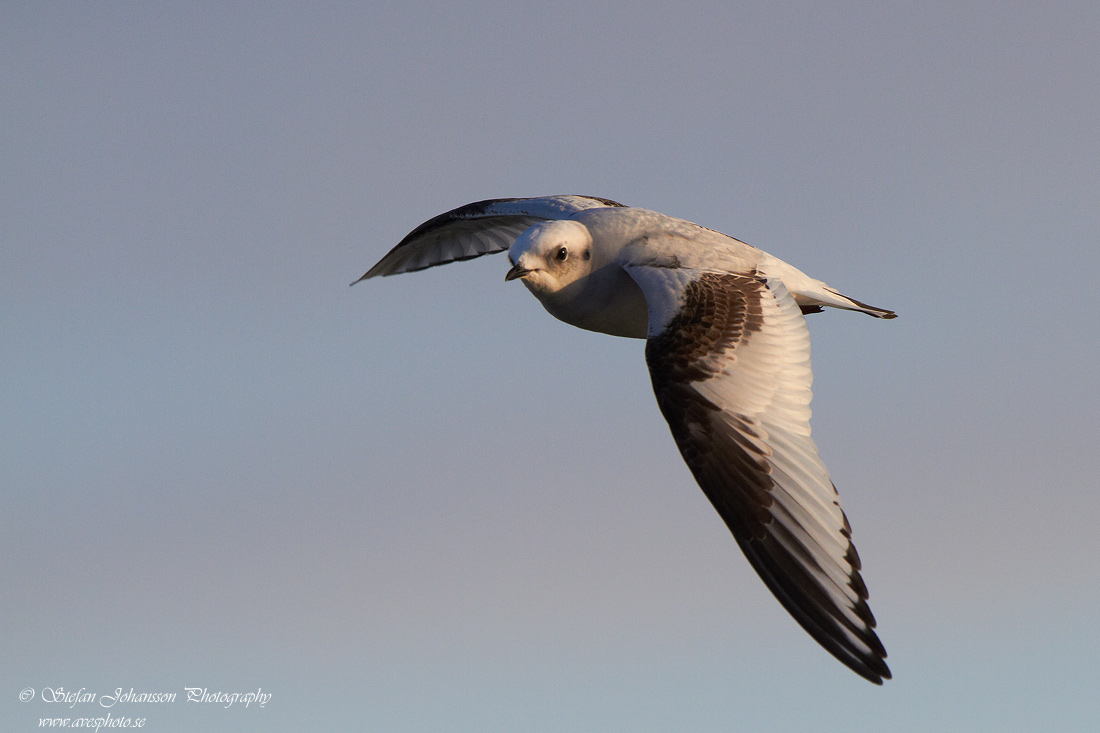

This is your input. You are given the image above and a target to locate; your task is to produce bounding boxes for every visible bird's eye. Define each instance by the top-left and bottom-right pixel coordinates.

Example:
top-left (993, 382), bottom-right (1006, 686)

top-left (555, 246), bottom-right (568, 261)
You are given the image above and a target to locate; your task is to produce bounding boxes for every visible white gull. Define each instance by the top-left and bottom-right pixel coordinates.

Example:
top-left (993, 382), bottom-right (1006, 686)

top-left (356, 195), bottom-right (895, 684)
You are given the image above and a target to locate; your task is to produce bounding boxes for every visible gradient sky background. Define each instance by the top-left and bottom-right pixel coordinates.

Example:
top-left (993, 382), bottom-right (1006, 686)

top-left (4, 2), bottom-right (1100, 731)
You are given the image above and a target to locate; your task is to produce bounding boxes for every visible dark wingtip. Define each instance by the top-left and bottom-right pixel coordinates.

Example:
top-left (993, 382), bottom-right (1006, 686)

top-left (869, 662), bottom-right (893, 685)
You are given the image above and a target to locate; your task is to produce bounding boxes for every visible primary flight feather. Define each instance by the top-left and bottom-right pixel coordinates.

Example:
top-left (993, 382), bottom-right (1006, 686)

top-left (357, 195), bottom-right (895, 684)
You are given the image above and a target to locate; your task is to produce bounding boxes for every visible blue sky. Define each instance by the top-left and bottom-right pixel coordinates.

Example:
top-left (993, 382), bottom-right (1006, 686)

top-left (4, 2), bottom-right (1100, 730)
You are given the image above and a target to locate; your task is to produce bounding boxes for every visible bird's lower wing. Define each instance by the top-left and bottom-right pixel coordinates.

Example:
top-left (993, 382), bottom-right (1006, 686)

top-left (626, 264), bottom-right (891, 684)
top-left (356, 195), bottom-right (625, 281)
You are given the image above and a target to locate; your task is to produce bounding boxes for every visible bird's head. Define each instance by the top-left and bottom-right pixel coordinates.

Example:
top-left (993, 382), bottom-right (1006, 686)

top-left (505, 220), bottom-right (595, 298)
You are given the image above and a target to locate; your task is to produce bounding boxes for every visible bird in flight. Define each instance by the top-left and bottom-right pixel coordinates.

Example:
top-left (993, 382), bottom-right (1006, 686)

top-left (356, 195), bottom-right (895, 684)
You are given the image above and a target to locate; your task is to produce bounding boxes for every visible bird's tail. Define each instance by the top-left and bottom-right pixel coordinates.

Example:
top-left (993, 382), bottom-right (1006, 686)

top-left (817, 287), bottom-right (897, 319)
top-left (762, 256), bottom-right (897, 319)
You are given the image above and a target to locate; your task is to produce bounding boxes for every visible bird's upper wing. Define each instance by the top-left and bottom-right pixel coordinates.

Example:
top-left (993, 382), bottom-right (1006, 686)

top-left (625, 262), bottom-right (890, 684)
top-left (356, 195), bottom-right (626, 281)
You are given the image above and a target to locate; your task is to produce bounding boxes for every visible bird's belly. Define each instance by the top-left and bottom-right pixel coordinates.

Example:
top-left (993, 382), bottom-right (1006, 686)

top-left (532, 268), bottom-right (650, 339)
top-left (551, 298), bottom-right (649, 339)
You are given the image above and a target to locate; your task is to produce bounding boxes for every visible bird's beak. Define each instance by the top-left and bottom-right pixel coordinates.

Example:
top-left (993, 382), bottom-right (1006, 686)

top-left (505, 263), bottom-right (532, 282)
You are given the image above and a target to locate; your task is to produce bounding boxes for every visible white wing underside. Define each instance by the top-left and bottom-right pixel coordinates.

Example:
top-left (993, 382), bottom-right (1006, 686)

top-left (627, 262), bottom-right (890, 683)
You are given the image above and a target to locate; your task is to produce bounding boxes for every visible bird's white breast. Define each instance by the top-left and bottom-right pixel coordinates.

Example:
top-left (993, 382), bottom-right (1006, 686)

top-left (526, 262), bottom-right (650, 339)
